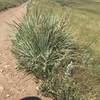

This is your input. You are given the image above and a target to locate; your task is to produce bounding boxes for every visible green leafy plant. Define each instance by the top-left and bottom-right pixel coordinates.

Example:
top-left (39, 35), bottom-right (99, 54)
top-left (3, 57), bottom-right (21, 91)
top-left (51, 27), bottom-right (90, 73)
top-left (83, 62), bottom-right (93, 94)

top-left (13, 5), bottom-right (75, 78)
top-left (12, 3), bottom-right (92, 100)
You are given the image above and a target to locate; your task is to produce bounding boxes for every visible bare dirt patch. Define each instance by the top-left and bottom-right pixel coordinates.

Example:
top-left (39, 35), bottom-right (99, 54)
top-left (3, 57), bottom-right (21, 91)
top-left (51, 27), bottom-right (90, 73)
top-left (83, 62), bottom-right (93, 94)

top-left (0, 3), bottom-right (51, 100)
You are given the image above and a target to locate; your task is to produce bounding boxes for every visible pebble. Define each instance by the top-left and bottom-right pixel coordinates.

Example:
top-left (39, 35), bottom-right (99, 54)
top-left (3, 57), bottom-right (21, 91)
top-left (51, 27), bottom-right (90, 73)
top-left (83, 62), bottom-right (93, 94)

top-left (36, 86), bottom-right (39, 91)
top-left (0, 85), bottom-right (4, 94)
top-left (6, 94), bottom-right (10, 97)
top-left (0, 69), bottom-right (3, 73)
top-left (14, 66), bottom-right (17, 69)
top-left (4, 65), bottom-right (10, 68)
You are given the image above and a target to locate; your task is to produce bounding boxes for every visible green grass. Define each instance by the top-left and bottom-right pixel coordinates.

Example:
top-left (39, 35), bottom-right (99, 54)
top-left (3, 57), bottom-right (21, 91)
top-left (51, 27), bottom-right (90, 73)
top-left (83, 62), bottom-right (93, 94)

top-left (0, 0), bottom-right (27, 11)
top-left (54, 1), bottom-right (100, 43)
top-left (52, 0), bottom-right (100, 99)
top-left (54, 0), bottom-right (100, 68)
top-left (54, 0), bottom-right (100, 15)
top-left (12, 0), bottom-right (100, 99)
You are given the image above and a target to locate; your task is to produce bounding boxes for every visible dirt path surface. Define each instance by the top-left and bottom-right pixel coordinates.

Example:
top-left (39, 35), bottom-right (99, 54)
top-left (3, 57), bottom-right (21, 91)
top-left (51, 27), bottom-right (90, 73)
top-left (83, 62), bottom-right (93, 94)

top-left (0, 3), bottom-right (51, 100)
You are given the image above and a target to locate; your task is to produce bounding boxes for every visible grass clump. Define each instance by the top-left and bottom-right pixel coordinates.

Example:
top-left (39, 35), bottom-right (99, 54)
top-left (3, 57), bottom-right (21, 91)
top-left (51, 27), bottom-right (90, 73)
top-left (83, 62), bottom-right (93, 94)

top-left (40, 65), bottom-right (83, 100)
top-left (12, 3), bottom-right (93, 100)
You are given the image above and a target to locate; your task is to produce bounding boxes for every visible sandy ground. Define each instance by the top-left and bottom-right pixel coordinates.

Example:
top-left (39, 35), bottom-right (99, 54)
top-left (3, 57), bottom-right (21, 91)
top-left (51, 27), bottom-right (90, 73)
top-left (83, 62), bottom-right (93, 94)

top-left (0, 3), bottom-right (52, 100)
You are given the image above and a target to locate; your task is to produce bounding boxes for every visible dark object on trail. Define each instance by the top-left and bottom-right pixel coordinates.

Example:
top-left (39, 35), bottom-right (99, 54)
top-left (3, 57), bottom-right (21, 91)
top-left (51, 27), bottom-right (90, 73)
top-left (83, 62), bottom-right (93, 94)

top-left (20, 96), bottom-right (41, 100)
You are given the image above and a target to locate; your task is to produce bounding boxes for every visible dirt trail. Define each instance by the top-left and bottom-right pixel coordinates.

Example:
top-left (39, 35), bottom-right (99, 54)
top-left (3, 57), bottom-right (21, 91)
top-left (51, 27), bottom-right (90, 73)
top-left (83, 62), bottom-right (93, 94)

top-left (0, 3), bottom-right (51, 100)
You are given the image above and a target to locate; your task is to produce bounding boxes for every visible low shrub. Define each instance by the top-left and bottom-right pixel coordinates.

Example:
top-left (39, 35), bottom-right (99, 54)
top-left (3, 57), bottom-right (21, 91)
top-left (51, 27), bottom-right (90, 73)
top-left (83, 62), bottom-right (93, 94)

top-left (13, 4), bottom-right (90, 78)
top-left (12, 3), bottom-right (92, 100)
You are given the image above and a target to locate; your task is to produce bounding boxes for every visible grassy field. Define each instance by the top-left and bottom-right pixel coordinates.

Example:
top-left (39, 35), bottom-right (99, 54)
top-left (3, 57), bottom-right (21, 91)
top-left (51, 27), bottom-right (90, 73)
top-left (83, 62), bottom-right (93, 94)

top-left (0, 0), bottom-right (27, 11)
top-left (54, 1), bottom-right (100, 45)
top-left (53, 0), bottom-right (100, 98)
top-left (55, 0), bottom-right (100, 14)
top-left (54, 0), bottom-right (100, 64)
